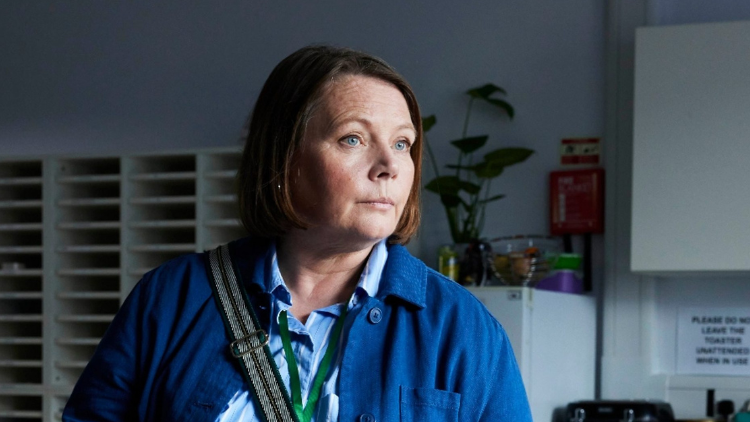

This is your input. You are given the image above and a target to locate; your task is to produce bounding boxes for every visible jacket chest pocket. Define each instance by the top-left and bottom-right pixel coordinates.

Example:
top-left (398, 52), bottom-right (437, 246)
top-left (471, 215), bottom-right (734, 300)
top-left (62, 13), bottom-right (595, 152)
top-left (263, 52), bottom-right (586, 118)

top-left (399, 386), bottom-right (460, 422)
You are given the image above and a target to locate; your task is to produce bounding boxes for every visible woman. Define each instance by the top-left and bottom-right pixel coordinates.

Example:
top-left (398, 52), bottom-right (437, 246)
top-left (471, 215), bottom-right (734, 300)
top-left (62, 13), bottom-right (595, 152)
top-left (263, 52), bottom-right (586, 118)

top-left (63, 45), bottom-right (531, 422)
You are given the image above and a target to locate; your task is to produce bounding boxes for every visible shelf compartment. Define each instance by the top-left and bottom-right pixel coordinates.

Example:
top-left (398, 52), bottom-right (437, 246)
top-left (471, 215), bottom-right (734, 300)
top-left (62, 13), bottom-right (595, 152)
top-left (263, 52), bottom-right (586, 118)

top-left (130, 179), bottom-right (195, 198)
top-left (57, 158), bottom-right (119, 177)
top-left (58, 184), bottom-right (119, 201)
top-left (0, 231), bottom-right (42, 248)
top-left (55, 229), bottom-right (119, 246)
top-left (55, 320), bottom-right (110, 339)
top-left (0, 321), bottom-right (42, 338)
top-left (0, 300), bottom-right (42, 316)
top-left (57, 206), bottom-right (119, 223)
top-left (130, 226), bottom-right (194, 245)
top-left (0, 161), bottom-right (42, 179)
top-left (0, 365), bottom-right (41, 383)
top-left (57, 253), bottom-right (118, 269)
top-left (129, 202), bottom-right (195, 221)
top-left (202, 152), bottom-right (241, 173)
top-left (57, 221), bottom-right (121, 230)
top-left (0, 208), bottom-right (42, 226)
top-left (130, 155), bottom-right (195, 174)
top-left (55, 277), bottom-right (118, 293)
top-left (0, 345), bottom-right (42, 362)
top-left (0, 394), bottom-right (43, 418)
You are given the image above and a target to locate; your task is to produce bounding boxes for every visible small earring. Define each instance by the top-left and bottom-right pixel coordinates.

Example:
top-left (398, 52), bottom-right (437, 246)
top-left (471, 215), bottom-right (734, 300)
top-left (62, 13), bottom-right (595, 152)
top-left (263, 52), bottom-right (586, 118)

top-left (277, 183), bottom-right (281, 190)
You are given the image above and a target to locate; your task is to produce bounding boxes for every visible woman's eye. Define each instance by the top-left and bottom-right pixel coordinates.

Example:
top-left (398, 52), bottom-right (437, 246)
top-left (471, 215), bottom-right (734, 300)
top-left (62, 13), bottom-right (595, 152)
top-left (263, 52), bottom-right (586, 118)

top-left (345, 136), bottom-right (360, 146)
top-left (394, 140), bottom-right (409, 151)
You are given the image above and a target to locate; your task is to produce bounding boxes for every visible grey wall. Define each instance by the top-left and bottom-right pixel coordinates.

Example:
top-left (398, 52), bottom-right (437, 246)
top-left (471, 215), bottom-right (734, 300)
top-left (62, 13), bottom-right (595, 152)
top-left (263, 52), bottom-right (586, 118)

top-left (0, 1), bottom-right (605, 261)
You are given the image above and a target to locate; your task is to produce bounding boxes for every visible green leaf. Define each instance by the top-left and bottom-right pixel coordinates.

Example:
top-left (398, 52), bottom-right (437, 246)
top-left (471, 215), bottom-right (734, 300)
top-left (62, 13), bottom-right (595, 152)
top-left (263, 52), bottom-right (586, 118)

top-left (484, 98), bottom-right (515, 119)
top-left (466, 83), bottom-right (507, 99)
top-left (473, 160), bottom-right (505, 179)
top-left (440, 193), bottom-right (462, 208)
top-left (459, 181), bottom-right (481, 195)
top-left (479, 194), bottom-right (505, 204)
top-left (425, 175), bottom-right (480, 195)
top-left (422, 115), bottom-right (436, 132)
top-left (424, 176), bottom-right (460, 195)
top-left (483, 148), bottom-right (534, 167)
top-left (450, 135), bottom-right (488, 154)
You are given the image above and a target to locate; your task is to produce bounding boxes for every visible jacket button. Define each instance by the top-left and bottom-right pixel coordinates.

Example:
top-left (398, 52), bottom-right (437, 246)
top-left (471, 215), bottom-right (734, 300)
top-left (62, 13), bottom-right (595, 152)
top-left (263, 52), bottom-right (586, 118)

top-left (358, 414), bottom-right (376, 422)
top-left (367, 307), bottom-right (382, 324)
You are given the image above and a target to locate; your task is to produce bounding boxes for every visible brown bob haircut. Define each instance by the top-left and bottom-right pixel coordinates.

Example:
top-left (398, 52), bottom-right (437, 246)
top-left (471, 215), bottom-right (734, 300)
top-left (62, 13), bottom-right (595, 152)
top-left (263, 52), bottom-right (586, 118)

top-left (237, 45), bottom-right (423, 244)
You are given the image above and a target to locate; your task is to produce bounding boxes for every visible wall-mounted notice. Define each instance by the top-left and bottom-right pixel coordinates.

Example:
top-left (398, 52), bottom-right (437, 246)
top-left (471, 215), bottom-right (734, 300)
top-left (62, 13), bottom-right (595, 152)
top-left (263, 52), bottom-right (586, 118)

top-left (677, 307), bottom-right (750, 376)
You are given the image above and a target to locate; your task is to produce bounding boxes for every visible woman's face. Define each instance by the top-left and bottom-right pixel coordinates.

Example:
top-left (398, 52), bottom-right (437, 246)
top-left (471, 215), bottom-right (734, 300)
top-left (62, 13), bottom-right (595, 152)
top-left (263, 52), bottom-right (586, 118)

top-left (290, 75), bottom-right (416, 247)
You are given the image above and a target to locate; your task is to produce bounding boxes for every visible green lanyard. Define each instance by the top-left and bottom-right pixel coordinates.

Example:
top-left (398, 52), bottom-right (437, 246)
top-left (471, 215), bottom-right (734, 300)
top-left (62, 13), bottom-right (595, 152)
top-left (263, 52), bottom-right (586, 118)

top-left (278, 306), bottom-right (348, 422)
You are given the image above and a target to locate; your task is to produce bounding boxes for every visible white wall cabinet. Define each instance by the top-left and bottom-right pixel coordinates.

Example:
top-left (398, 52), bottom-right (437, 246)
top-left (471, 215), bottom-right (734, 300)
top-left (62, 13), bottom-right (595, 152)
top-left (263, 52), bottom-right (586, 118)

top-left (466, 286), bottom-right (596, 422)
top-left (0, 148), bottom-right (246, 421)
top-left (631, 21), bottom-right (750, 274)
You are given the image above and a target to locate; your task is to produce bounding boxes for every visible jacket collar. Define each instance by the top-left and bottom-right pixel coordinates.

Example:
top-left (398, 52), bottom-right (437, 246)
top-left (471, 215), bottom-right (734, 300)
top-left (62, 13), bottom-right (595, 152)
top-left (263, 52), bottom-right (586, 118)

top-left (228, 237), bottom-right (426, 309)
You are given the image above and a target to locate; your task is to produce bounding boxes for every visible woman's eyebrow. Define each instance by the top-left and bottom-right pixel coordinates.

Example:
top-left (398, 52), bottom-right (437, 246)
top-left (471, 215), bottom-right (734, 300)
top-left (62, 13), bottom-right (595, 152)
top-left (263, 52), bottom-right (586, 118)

top-left (326, 117), bottom-right (415, 135)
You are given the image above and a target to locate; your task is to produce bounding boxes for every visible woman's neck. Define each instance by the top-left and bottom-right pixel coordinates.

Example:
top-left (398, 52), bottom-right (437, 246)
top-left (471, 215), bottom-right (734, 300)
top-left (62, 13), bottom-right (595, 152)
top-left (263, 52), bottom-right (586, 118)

top-left (275, 233), bottom-right (377, 324)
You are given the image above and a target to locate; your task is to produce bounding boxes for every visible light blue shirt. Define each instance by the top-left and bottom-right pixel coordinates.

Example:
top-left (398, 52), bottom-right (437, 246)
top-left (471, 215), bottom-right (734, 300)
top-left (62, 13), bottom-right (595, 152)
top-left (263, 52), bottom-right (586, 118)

top-left (215, 239), bottom-right (388, 422)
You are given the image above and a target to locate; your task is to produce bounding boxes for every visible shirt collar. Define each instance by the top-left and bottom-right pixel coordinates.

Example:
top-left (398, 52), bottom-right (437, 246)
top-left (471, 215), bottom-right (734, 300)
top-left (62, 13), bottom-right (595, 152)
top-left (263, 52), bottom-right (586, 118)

top-left (229, 237), bottom-right (426, 309)
top-left (263, 239), bottom-right (387, 307)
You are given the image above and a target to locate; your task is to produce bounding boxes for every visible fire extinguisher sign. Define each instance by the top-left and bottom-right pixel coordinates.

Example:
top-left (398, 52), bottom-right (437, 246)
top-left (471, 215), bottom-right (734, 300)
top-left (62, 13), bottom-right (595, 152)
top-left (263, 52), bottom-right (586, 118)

top-left (549, 168), bottom-right (604, 235)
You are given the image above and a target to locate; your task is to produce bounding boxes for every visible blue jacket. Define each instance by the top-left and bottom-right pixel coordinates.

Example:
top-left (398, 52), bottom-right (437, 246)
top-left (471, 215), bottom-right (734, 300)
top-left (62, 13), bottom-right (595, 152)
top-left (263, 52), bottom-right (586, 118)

top-left (63, 237), bottom-right (531, 422)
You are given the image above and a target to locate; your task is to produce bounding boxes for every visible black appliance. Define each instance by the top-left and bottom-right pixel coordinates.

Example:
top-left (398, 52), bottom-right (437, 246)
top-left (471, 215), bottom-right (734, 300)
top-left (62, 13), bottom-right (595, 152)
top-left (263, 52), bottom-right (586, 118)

top-left (566, 400), bottom-right (675, 422)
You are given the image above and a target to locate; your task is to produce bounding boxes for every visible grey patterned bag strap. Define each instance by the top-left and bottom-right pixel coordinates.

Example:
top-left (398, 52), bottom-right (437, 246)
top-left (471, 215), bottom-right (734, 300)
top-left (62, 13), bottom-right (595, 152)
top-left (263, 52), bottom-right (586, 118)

top-left (206, 244), bottom-right (299, 422)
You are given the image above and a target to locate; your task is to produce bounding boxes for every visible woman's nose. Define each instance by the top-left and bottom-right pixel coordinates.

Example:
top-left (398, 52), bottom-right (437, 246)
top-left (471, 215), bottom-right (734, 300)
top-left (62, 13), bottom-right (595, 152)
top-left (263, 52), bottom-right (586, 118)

top-left (369, 143), bottom-right (399, 180)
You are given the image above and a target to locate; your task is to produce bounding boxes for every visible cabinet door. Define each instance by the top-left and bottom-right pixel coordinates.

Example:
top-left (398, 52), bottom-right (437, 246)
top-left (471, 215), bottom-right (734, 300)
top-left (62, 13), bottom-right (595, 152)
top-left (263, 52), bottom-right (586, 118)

top-left (632, 21), bottom-right (750, 274)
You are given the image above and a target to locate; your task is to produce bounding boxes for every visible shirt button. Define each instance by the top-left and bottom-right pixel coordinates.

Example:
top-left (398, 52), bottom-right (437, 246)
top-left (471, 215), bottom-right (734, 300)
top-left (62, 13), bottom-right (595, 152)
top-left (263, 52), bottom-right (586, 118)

top-left (368, 307), bottom-right (382, 324)
top-left (358, 414), bottom-right (376, 422)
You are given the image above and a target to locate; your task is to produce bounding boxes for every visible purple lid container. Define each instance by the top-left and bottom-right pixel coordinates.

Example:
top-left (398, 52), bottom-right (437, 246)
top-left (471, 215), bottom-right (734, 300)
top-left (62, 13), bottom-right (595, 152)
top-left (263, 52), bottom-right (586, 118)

top-left (535, 270), bottom-right (583, 294)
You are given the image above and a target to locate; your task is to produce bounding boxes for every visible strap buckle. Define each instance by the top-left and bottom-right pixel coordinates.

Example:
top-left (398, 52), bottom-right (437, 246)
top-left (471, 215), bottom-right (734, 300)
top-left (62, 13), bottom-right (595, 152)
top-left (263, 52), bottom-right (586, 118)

top-left (230, 330), bottom-right (269, 358)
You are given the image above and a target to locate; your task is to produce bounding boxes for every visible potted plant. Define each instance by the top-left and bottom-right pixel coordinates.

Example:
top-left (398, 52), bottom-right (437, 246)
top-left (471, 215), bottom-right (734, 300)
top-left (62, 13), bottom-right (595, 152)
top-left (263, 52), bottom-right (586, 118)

top-left (423, 83), bottom-right (534, 284)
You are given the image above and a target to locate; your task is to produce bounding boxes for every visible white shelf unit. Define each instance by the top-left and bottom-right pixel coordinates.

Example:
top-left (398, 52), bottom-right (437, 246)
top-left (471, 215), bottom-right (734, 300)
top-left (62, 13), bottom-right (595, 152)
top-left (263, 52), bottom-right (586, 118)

top-left (0, 159), bottom-right (44, 422)
top-left (0, 148), bottom-right (247, 421)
